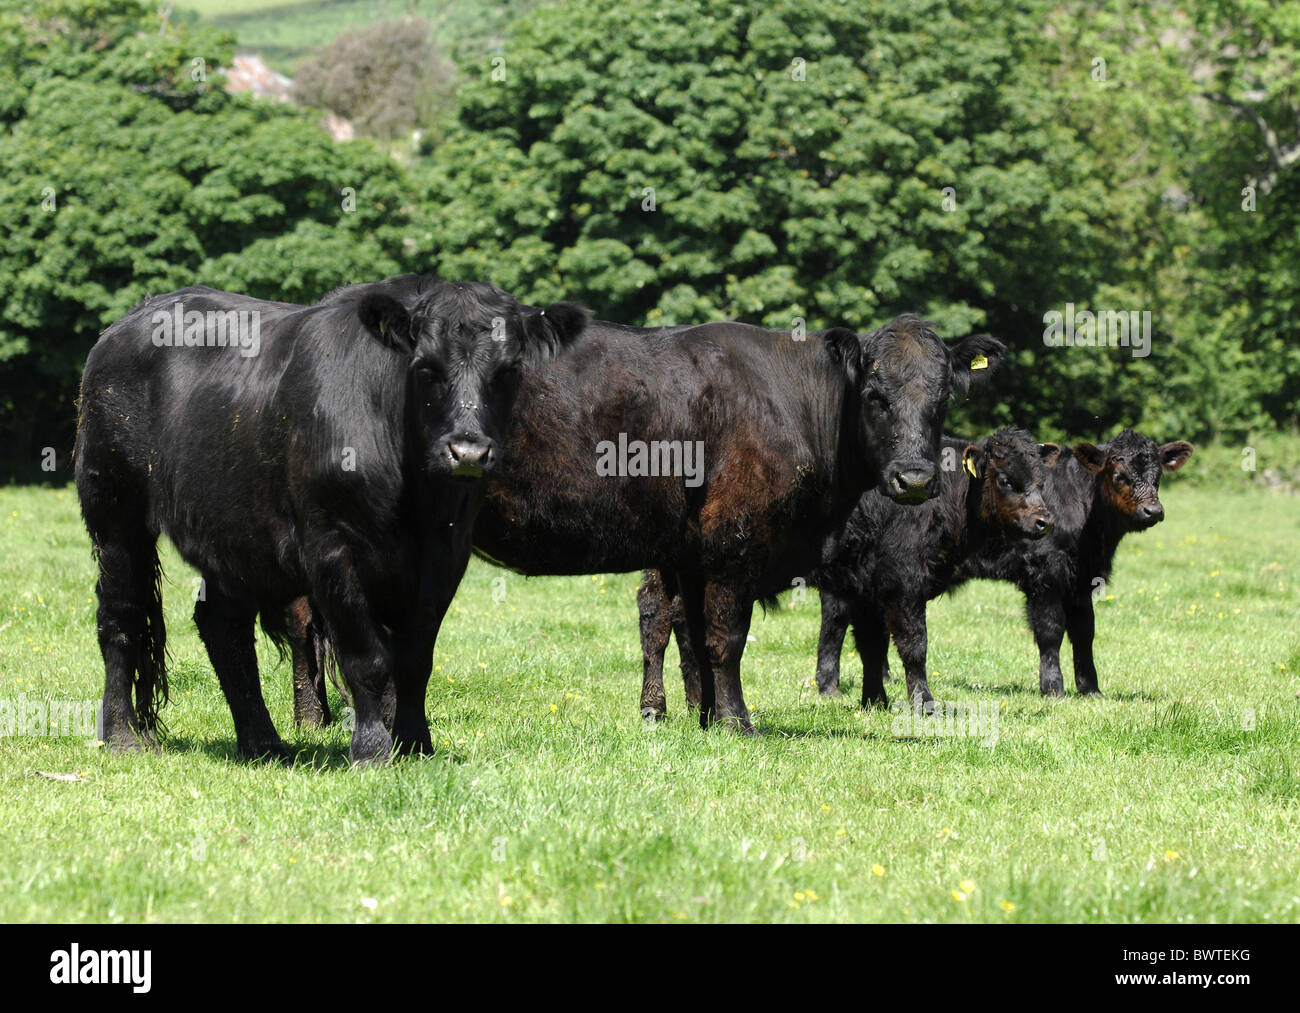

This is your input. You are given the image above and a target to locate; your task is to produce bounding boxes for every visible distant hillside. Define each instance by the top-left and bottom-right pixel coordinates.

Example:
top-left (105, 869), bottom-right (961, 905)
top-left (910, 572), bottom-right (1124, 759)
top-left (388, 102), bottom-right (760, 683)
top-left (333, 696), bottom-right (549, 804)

top-left (174, 0), bottom-right (536, 72)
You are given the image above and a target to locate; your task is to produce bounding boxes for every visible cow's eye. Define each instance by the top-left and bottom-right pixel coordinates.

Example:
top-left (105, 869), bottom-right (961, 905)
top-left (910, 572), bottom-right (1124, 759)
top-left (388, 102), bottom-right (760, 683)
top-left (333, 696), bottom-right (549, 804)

top-left (996, 473), bottom-right (1013, 491)
top-left (1113, 471), bottom-right (1130, 486)
top-left (416, 363), bottom-right (445, 384)
top-left (866, 390), bottom-right (889, 412)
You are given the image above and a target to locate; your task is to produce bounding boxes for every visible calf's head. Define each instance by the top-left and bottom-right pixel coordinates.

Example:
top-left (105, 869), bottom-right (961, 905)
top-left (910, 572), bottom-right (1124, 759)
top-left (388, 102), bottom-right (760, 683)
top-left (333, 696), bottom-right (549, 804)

top-left (826, 315), bottom-right (1006, 504)
top-left (962, 427), bottom-right (1056, 538)
top-left (357, 281), bottom-right (588, 480)
top-left (1072, 429), bottom-right (1194, 530)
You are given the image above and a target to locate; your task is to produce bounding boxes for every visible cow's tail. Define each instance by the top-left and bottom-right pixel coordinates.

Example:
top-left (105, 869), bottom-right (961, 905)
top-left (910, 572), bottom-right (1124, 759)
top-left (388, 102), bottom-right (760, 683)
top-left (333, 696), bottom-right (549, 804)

top-left (313, 615), bottom-right (349, 705)
top-left (134, 548), bottom-right (169, 734)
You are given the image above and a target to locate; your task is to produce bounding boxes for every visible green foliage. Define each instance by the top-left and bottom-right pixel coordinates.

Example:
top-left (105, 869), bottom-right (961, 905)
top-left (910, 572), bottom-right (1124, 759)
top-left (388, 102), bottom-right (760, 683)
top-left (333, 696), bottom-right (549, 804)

top-left (2, 0), bottom-right (1297, 466)
top-left (413, 0), bottom-right (1296, 444)
top-left (415, 0), bottom-right (1129, 437)
top-left (0, 0), bottom-right (415, 465)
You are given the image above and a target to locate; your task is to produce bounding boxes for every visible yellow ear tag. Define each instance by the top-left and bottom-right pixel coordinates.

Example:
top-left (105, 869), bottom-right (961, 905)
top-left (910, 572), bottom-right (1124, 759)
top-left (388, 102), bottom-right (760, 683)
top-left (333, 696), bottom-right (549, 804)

top-left (963, 453), bottom-right (979, 478)
top-left (970, 354), bottom-right (988, 370)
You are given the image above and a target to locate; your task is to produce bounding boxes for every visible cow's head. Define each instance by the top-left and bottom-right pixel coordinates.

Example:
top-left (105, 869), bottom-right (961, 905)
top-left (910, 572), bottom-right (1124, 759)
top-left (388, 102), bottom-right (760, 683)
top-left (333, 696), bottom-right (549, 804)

top-left (962, 427), bottom-right (1055, 538)
top-left (825, 315), bottom-right (1006, 504)
top-left (1072, 429), bottom-right (1194, 530)
top-left (357, 281), bottom-right (588, 480)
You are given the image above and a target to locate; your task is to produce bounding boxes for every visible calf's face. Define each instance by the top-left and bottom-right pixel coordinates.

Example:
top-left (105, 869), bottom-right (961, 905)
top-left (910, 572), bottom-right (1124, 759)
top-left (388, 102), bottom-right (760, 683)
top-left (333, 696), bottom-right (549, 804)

top-left (358, 282), bottom-right (587, 480)
top-left (1072, 430), bottom-right (1194, 530)
top-left (826, 316), bottom-right (1006, 504)
top-left (963, 428), bottom-right (1056, 537)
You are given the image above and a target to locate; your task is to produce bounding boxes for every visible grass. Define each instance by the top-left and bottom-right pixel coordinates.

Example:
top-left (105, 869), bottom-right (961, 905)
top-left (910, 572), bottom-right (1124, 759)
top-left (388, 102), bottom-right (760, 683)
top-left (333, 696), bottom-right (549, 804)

top-left (0, 472), bottom-right (1297, 923)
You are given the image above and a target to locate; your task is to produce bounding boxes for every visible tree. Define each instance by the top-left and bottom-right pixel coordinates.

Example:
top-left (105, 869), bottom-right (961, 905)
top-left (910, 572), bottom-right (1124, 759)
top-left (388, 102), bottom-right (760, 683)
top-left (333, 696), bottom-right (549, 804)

top-left (414, 0), bottom-right (1142, 439)
top-left (292, 18), bottom-right (454, 141)
top-left (0, 0), bottom-right (418, 468)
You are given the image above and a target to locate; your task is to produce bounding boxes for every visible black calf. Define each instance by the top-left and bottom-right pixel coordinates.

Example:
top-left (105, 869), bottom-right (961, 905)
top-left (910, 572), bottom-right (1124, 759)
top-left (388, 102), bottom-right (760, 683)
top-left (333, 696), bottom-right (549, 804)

top-left (957, 429), bottom-right (1193, 696)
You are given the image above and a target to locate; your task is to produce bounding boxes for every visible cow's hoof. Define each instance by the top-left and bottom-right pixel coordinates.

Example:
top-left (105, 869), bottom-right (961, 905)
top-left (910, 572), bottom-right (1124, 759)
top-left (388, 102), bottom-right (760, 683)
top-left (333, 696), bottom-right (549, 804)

top-left (241, 742), bottom-right (293, 765)
top-left (348, 748), bottom-right (392, 768)
top-left (861, 695), bottom-right (889, 710)
top-left (818, 684), bottom-right (842, 698)
top-left (1080, 688), bottom-right (1104, 699)
top-left (641, 706), bottom-right (665, 724)
top-left (1041, 683), bottom-right (1065, 698)
top-left (105, 732), bottom-right (144, 754)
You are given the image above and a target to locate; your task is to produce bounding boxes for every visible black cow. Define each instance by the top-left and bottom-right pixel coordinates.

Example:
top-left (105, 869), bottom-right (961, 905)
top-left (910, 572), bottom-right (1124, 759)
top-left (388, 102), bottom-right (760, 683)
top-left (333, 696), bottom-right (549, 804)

top-left (809, 428), bottom-right (1055, 709)
top-left (75, 279), bottom-right (585, 763)
top-left (641, 428), bottom-right (1057, 714)
top-left (469, 314), bottom-right (1006, 732)
top-left (953, 429), bottom-right (1193, 696)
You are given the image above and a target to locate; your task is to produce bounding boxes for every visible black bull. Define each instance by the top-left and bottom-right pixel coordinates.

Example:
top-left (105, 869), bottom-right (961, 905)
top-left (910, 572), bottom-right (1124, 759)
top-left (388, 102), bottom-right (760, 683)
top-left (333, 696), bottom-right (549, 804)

top-left (74, 280), bottom-right (587, 764)
top-left (292, 278), bottom-right (1008, 736)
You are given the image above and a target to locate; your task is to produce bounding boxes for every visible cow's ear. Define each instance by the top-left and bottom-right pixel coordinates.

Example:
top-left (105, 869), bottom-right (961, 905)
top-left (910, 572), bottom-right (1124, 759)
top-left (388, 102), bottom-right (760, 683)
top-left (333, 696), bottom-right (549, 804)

top-left (523, 302), bottom-right (589, 360)
top-left (962, 444), bottom-right (985, 479)
top-left (1072, 442), bottom-right (1106, 474)
top-left (357, 293), bottom-right (415, 353)
top-left (950, 335), bottom-right (1006, 394)
top-left (1159, 440), bottom-right (1194, 472)
top-left (823, 327), bottom-right (862, 388)
top-left (1038, 442), bottom-right (1064, 467)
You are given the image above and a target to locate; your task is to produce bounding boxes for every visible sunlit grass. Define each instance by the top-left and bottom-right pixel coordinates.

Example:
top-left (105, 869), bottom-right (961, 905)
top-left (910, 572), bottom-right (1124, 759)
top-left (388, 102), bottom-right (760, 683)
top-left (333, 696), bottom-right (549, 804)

top-left (0, 476), bottom-right (1296, 922)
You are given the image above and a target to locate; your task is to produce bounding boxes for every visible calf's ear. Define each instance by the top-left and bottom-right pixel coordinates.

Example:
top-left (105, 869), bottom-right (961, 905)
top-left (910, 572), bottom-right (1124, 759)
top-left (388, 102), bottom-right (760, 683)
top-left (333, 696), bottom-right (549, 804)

top-left (1072, 442), bottom-right (1106, 473)
top-left (357, 293), bottom-right (415, 353)
top-left (1159, 441), bottom-right (1194, 472)
top-left (823, 327), bottom-right (862, 388)
top-left (950, 335), bottom-right (1007, 394)
top-left (1038, 442), bottom-right (1064, 467)
top-left (523, 302), bottom-right (590, 360)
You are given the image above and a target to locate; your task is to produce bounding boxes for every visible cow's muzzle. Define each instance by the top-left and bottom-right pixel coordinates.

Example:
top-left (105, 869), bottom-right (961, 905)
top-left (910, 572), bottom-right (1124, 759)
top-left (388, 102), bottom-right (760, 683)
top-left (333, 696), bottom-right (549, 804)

top-left (886, 462), bottom-right (937, 504)
top-left (1024, 509), bottom-right (1055, 537)
top-left (445, 437), bottom-right (495, 479)
top-left (1135, 501), bottom-right (1164, 527)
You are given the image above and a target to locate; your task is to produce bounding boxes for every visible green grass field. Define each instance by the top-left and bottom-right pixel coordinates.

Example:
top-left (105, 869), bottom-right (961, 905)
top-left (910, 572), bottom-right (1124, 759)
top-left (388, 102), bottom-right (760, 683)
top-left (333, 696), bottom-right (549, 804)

top-left (1, 475), bottom-right (1297, 923)
top-left (175, 0), bottom-right (528, 71)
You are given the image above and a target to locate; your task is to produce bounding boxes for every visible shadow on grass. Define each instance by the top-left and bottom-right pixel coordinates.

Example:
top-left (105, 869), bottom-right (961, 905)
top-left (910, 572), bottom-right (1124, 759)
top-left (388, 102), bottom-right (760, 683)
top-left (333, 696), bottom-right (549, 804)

top-left (158, 734), bottom-right (349, 771)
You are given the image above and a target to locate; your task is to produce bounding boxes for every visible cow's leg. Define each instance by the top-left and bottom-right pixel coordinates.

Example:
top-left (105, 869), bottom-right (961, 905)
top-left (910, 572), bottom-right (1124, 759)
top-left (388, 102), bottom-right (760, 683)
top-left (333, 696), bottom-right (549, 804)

top-left (390, 613), bottom-right (437, 758)
top-left (194, 584), bottom-right (290, 763)
top-left (669, 581), bottom-right (701, 710)
top-left (1025, 594), bottom-right (1067, 697)
top-left (637, 569), bottom-right (673, 721)
top-left (1065, 596), bottom-right (1102, 696)
top-left (887, 598), bottom-right (935, 714)
top-left (303, 548), bottom-right (396, 764)
top-left (699, 581), bottom-right (756, 735)
top-left (379, 678), bottom-right (398, 734)
top-left (816, 590), bottom-right (851, 696)
top-left (87, 523), bottom-right (165, 752)
top-left (288, 598), bottom-right (330, 728)
top-left (851, 599), bottom-right (890, 709)
top-left (314, 605), bottom-right (396, 765)
top-left (677, 577), bottom-right (716, 727)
